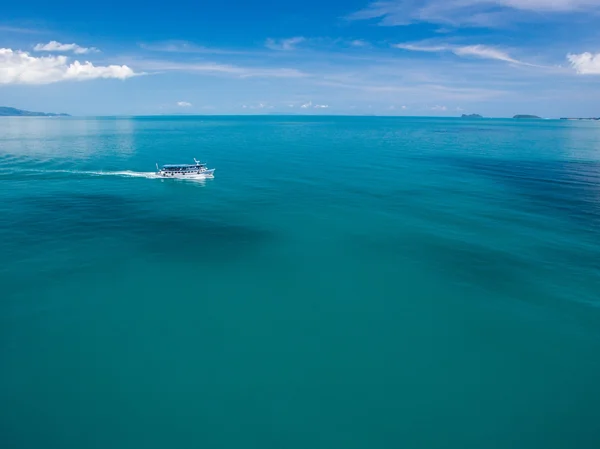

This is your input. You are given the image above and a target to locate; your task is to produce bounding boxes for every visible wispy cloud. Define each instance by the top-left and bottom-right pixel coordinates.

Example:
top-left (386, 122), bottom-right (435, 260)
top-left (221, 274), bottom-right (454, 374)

top-left (452, 45), bottom-right (522, 64)
top-left (0, 25), bottom-right (45, 34)
top-left (177, 101), bottom-right (192, 107)
top-left (265, 37), bottom-right (306, 51)
top-left (34, 41), bottom-right (98, 55)
top-left (394, 43), bottom-right (532, 65)
top-left (315, 77), bottom-right (507, 101)
top-left (0, 48), bottom-right (138, 84)
top-left (140, 40), bottom-right (243, 55)
top-left (388, 105), bottom-right (409, 110)
top-left (431, 105), bottom-right (447, 111)
top-left (136, 59), bottom-right (308, 78)
top-left (394, 44), bottom-right (447, 53)
top-left (350, 39), bottom-right (370, 48)
top-left (568, 52), bottom-right (600, 74)
top-left (348, 0), bottom-right (600, 27)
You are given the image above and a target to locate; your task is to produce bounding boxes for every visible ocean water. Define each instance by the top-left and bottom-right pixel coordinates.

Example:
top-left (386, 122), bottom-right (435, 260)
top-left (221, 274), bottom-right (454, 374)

top-left (1, 116), bottom-right (600, 449)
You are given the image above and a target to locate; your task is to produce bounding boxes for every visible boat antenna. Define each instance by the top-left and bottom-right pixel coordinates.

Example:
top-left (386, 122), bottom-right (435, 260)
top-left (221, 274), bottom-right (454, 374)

top-left (156, 163), bottom-right (159, 171)
top-left (194, 158), bottom-right (200, 165)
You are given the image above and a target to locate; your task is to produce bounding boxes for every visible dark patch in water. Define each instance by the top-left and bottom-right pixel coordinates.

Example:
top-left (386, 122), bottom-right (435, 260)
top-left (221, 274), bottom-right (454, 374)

top-left (421, 238), bottom-right (528, 293)
top-left (4, 192), bottom-right (274, 262)
top-left (358, 232), bottom-right (532, 298)
top-left (352, 231), bottom-right (600, 337)
top-left (441, 156), bottom-right (600, 230)
top-left (137, 215), bottom-right (273, 261)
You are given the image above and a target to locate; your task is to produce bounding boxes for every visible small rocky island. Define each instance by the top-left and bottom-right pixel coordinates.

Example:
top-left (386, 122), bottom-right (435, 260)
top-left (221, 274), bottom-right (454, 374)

top-left (461, 114), bottom-right (483, 118)
top-left (0, 106), bottom-right (70, 117)
top-left (513, 114), bottom-right (541, 119)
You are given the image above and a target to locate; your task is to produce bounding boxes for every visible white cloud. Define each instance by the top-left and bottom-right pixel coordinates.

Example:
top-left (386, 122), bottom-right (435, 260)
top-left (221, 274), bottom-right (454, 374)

top-left (0, 48), bottom-right (138, 84)
top-left (299, 101), bottom-right (329, 109)
top-left (265, 37), bottom-right (306, 51)
top-left (567, 52), bottom-right (600, 74)
top-left (177, 101), bottom-right (192, 107)
top-left (348, 0), bottom-right (600, 27)
top-left (34, 41), bottom-right (98, 55)
top-left (395, 43), bottom-right (527, 65)
top-left (431, 105), bottom-right (448, 111)
top-left (240, 102), bottom-right (274, 110)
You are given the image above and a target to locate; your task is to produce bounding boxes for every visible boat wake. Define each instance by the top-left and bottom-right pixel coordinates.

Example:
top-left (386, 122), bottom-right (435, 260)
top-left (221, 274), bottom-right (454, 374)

top-left (79, 170), bottom-right (160, 179)
top-left (0, 168), bottom-right (211, 182)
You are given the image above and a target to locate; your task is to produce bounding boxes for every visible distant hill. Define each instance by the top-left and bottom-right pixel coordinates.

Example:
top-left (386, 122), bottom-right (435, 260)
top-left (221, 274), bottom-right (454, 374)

top-left (513, 114), bottom-right (540, 119)
top-left (0, 106), bottom-right (70, 117)
top-left (461, 114), bottom-right (483, 118)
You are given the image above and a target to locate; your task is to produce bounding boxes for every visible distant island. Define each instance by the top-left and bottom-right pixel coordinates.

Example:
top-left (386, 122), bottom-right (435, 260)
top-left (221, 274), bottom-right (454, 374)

top-left (0, 106), bottom-right (70, 117)
top-left (461, 114), bottom-right (483, 118)
top-left (513, 114), bottom-right (541, 119)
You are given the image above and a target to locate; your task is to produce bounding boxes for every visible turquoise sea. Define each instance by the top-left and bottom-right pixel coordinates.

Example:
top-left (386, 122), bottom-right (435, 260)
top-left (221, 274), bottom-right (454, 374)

top-left (1, 116), bottom-right (600, 449)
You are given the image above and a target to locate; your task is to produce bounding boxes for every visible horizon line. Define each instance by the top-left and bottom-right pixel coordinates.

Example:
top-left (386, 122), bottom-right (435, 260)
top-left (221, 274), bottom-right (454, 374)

top-left (1, 113), bottom-right (577, 120)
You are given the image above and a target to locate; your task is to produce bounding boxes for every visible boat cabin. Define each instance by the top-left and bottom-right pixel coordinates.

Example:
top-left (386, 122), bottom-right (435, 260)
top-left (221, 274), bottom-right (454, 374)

top-left (162, 163), bottom-right (206, 172)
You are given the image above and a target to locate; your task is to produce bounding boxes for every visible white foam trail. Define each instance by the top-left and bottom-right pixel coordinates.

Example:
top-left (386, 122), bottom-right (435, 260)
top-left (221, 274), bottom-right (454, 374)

top-left (0, 168), bottom-right (211, 183)
top-left (85, 170), bottom-right (160, 179)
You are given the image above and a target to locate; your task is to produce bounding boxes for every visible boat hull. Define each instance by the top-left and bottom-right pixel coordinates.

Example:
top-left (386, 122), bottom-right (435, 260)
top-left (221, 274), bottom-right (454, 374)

top-left (156, 169), bottom-right (215, 179)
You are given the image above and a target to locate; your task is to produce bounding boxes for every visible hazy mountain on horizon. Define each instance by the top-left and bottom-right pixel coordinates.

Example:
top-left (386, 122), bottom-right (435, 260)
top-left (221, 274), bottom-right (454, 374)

top-left (0, 106), bottom-right (71, 117)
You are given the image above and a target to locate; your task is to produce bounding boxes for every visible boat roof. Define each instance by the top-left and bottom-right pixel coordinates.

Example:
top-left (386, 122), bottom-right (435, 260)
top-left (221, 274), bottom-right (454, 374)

top-left (163, 163), bottom-right (206, 168)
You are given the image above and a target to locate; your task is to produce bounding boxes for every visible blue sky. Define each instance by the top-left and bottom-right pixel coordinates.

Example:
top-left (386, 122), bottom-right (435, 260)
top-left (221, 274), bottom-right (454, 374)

top-left (1, 0), bottom-right (600, 116)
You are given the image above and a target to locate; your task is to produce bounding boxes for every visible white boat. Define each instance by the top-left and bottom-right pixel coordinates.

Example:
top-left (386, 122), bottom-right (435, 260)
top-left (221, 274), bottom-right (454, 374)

top-left (155, 158), bottom-right (215, 179)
